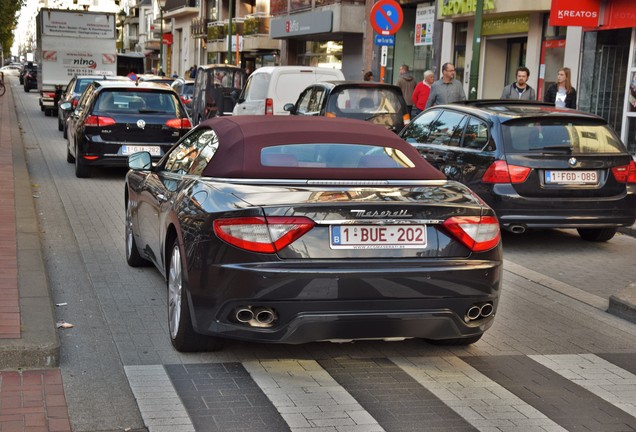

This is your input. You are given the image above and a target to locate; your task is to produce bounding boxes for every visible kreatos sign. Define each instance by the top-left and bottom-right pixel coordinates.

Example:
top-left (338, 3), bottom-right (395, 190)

top-left (549, 0), bottom-right (600, 27)
top-left (438, 0), bottom-right (495, 18)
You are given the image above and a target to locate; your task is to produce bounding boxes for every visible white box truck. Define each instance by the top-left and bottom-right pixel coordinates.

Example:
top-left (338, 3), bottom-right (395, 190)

top-left (36, 8), bottom-right (117, 116)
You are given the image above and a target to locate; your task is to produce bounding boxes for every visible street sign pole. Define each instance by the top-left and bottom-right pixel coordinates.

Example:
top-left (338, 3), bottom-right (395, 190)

top-left (370, 0), bottom-right (403, 84)
top-left (468, 0), bottom-right (484, 99)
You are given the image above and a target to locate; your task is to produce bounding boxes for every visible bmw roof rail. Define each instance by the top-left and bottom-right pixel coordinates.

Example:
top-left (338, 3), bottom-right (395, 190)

top-left (454, 99), bottom-right (554, 107)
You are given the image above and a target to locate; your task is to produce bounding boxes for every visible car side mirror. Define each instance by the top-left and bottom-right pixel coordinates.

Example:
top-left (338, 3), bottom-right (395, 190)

top-left (59, 102), bottom-right (73, 111)
top-left (230, 89), bottom-right (239, 102)
top-left (128, 151), bottom-right (152, 170)
top-left (283, 103), bottom-right (296, 114)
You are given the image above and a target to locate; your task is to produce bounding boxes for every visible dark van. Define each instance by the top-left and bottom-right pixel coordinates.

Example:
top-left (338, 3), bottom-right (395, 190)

top-left (190, 64), bottom-right (246, 125)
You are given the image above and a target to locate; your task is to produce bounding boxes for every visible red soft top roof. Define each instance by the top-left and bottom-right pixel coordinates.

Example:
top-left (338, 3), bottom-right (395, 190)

top-left (199, 116), bottom-right (446, 180)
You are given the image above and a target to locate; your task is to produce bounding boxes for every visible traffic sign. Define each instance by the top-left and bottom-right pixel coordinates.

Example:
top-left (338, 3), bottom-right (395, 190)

top-left (375, 35), bottom-right (395, 46)
top-left (370, 0), bottom-right (404, 36)
top-left (380, 46), bottom-right (388, 67)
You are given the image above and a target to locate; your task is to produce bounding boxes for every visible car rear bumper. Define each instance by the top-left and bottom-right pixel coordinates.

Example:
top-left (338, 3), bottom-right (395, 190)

top-left (186, 258), bottom-right (503, 344)
top-left (491, 184), bottom-right (636, 229)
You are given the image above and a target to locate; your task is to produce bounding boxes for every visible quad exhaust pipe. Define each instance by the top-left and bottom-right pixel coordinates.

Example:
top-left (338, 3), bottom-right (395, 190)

top-left (465, 302), bottom-right (494, 322)
top-left (234, 306), bottom-right (277, 327)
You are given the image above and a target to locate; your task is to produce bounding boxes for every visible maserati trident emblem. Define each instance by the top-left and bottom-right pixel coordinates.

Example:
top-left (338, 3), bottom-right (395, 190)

top-left (568, 157), bottom-right (577, 166)
top-left (136, 119), bottom-right (146, 129)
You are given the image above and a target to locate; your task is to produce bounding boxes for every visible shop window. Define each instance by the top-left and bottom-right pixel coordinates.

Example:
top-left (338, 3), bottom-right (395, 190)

top-left (453, 23), bottom-right (467, 85)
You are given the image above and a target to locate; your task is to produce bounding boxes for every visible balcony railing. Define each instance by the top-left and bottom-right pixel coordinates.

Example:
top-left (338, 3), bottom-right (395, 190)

top-left (243, 15), bottom-right (270, 37)
top-left (271, 0), bottom-right (363, 16)
top-left (207, 20), bottom-right (244, 42)
top-left (191, 17), bottom-right (209, 38)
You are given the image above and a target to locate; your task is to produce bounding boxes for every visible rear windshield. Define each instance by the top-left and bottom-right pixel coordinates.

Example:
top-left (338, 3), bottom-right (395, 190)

top-left (94, 90), bottom-right (181, 114)
top-left (501, 121), bottom-right (627, 154)
top-left (327, 88), bottom-right (404, 115)
top-left (261, 144), bottom-right (416, 169)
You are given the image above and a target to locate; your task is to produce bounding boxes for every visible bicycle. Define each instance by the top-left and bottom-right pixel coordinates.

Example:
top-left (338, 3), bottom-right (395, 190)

top-left (0, 71), bottom-right (5, 97)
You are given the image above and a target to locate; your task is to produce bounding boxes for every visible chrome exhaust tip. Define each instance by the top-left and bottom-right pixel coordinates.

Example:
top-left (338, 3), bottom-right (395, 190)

top-left (254, 307), bottom-right (276, 325)
top-left (508, 224), bottom-right (526, 234)
top-left (480, 303), bottom-right (494, 318)
top-left (235, 307), bottom-right (254, 323)
top-left (466, 306), bottom-right (481, 321)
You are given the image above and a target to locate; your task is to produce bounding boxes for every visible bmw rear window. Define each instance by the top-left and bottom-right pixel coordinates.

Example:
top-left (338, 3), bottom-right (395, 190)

top-left (501, 121), bottom-right (627, 154)
top-left (261, 144), bottom-right (415, 168)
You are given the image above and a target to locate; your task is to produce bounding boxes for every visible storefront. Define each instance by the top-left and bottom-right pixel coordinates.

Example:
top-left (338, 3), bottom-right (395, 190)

top-left (269, 2), bottom-right (367, 80)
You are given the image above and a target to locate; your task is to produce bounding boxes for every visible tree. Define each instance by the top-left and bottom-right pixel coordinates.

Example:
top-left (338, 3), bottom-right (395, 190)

top-left (0, 0), bottom-right (24, 60)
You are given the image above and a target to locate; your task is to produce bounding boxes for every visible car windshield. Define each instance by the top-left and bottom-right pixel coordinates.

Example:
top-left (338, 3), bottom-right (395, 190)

top-left (260, 143), bottom-right (415, 169)
top-left (94, 90), bottom-right (180, 114)
top-left (326, 88), bottom-right (404, 116)
top-left (242, 73), bottom-right (269, 101)
top-left (501, 121), bottom-right (627, 154)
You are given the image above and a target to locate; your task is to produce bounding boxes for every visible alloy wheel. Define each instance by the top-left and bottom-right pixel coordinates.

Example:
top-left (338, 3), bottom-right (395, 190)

top-left (168, 244), bottom-right (182, 339)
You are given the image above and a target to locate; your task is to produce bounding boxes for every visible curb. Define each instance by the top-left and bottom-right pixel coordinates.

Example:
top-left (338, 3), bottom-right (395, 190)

top-left (610, 227), bottom-right (636, 324)
top-left (0, 79), bottom-right (60, 370)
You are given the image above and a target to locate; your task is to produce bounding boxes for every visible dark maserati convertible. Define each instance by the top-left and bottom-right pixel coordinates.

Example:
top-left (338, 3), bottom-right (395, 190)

top-left (125, 116), bottom-right (503, 351)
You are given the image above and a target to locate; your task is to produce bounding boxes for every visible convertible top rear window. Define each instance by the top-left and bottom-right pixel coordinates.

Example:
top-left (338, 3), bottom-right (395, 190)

top-left (261, 144), bottom-right (416, 169)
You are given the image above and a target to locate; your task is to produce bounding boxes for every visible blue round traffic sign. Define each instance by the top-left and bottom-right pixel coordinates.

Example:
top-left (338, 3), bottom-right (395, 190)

top-left (370, 0), bottom-right (404, 36)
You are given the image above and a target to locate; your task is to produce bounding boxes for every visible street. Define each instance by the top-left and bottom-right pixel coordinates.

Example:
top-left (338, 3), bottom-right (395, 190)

top-left (7, 75), bottom-right (636, 432)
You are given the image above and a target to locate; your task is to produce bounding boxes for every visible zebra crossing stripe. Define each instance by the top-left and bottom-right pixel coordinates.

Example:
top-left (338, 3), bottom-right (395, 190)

top-left (530, 354), bottom-right (636, 418)
top-left (391, 356), bottom-right (566, 431)
top-left (125, 365), bottom-right (195, 432)
top-left (242, 359), bottom-right (385, 431)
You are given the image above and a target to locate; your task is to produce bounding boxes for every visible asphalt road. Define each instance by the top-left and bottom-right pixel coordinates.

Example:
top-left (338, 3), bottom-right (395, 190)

top-left (10, 78), bottom-right (636, 432)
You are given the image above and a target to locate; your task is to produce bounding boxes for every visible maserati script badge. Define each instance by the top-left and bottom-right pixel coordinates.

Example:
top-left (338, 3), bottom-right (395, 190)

top-left (136, 119), bottom-right (146, 129)
top-left (568, 157), bottom-right (577, 166)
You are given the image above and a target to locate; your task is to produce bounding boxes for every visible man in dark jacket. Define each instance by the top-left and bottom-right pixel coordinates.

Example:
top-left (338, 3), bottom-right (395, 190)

top-left (501, 67), bottom-right (536, 101)
top-left (396, 64), bottom-right (416, 114)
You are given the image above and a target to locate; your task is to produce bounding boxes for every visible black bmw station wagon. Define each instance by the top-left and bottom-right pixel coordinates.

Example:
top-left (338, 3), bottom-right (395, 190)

top-left (400, 101), bottom-right (636, 242)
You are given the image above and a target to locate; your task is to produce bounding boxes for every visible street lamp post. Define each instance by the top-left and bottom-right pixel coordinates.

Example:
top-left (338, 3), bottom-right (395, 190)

top-left (158, 0), bottom-right (166, 73)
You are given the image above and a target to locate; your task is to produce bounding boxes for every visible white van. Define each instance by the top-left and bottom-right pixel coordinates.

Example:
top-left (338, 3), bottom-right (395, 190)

top-left (232, 66), bottom-right (345, 116)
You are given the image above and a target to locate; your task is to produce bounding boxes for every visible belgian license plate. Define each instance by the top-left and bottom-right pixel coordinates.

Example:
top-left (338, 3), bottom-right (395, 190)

top-left (330, 225), bottom-right (427, 249)
top-left (545, 170), bottom-right (598, 184)
top-left (122, 145), bottom-right (161, 156)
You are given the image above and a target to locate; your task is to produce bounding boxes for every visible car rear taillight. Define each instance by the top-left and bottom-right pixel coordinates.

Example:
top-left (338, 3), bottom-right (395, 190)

top-left (325, 112), bottom-right (336, 118)
top-left (482, 160), bottom-right (531, 184)
top-left (611, 160), bottom-right (636, 184)
top-left (265, 98), bottom-right (274, 115)
top-left (442, 215), bottom-right (500, 252)
top-left (43, 91), bottom-right (56, 99)
top-left (165, 118), bottom-right (192, 129)
top-left (213, 216), bottom-right (315, 253)
top-left (84, 115), bottom-right (116, 127)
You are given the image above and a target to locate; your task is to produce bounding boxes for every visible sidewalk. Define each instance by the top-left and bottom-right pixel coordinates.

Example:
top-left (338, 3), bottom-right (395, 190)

top-left (0, 77), bottom-right (71, 431)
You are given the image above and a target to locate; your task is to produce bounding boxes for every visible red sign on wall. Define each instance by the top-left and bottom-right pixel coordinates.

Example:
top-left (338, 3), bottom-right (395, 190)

top-left (162, 33), bottom-right (173, 46)
top-left (549, 0), bottom-right (600, 27)
top-left (602, 0), bottom-right (636, 30)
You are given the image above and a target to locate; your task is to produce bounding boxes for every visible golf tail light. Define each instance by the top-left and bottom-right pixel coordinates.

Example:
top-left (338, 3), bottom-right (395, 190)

top-left (265, 98), bottom-right (274, 115)
top-left (84, 115), bottom-right (116, 127)
top-left (612, 160), bottom-right (636, 184)
top-left (213, 216), bottom-right (315, 253)
top-left (443, 215), bottom-right (500, 252)
top-left (166, 118), bottom-right (192, 129)
top-left (482, 160), bottom-right (531, 184)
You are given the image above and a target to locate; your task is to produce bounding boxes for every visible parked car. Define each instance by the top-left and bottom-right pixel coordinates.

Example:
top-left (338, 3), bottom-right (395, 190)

top-left (125, 116), bottom-right (502, 351)
top-left (23, 66), bottom-right (38, 92)
top-left (284, 81), bottom-right (410, 133)
top-left (232, 66), bottom-right (344, 116)
top-left (57, 74), bottom-right (129, 136)
top-left (170, 78), bottom-right (194, 116)
top-left (0, 64), bottom-right (21, 74)
top-left (191, 64), bottom-right (246, 124)
top-left (62, 80), bottom-right (191, 178)
top-left (400, 100), bottom-right (636, 241)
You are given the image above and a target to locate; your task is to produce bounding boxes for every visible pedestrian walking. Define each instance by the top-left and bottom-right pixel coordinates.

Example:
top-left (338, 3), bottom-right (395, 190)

top-left (411, 70), bottom-right (435, 117)
top-left (190, 65), bottom-right (197, 79)
top-left (363, 71), bottom-right (374, 81)
top-left (396, 64), bottom-right (416, 113)
top-left (425, 63), bottom-right (466, 108)
top-left (172, 70), bottom-right (179, 78)
top-left (501, 66), bottom-right (536, 100)
top-left (544, 67), bottom-right (577, 109)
